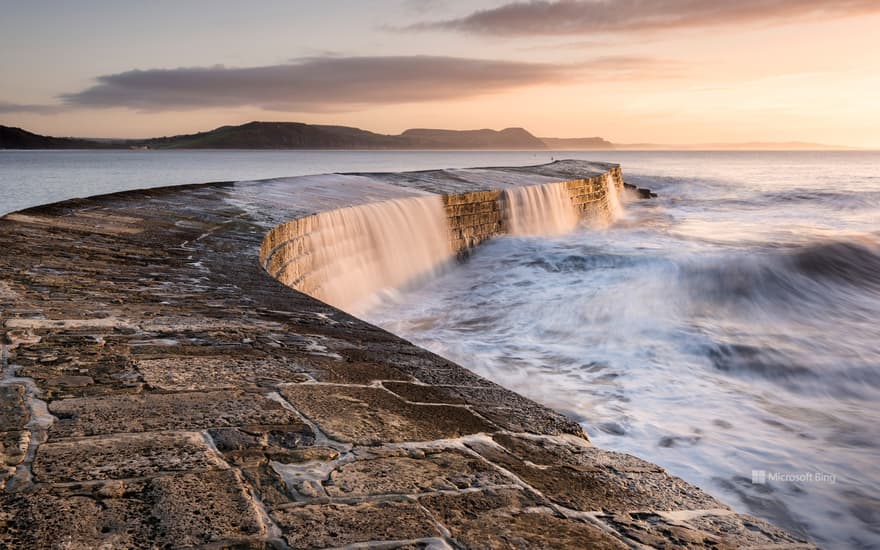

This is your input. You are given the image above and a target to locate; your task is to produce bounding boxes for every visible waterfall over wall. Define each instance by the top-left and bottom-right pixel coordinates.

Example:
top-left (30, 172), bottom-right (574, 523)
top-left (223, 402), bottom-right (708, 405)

top-left (261, 165), bottom-right (625, 312)
top-left (503, 181), bottom-right (580, 236)
top-left (295, 195), bottom-right (452, 311)
top-left (605, 172), bottom-right (624, 222)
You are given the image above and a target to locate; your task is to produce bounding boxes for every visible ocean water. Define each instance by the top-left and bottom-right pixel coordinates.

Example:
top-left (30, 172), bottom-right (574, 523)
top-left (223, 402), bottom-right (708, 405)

top-left (3, 150), bottom-right (879, 547)
top-left (365, 151), bottom-right (880, 549)
top-left (0, 149), bottom-right (571, 216)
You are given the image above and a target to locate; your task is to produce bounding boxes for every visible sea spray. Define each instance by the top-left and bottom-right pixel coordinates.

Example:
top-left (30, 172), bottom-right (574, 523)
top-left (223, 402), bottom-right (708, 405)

top-left (605, 172), bottom-right (624, 222)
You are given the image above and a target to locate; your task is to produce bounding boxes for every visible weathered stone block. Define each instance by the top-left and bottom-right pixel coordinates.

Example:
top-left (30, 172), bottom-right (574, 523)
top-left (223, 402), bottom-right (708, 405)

top-left (469, 435), bottom-right (723, 513)
top-left (382, 381), bottom-right (466, 404)
top-left (279, 384), bottom-right (494, 445)
top-left (325, 449), bottom-right (509, 497)
top-left (0, 384), bottom-right (29, 430)
top-left (598, 511), bottom-right (816, 549)
top-left (271, 501), bottom-right (439, 549)
top-left (0, 470), bottom-right (265, 548)
top-left (33, 431), bottom-right (226, 482)
top-left (137, 356), bottom-right (308, 391)
top-left (451, 385), bottom-right (584, 437)
top-left (49, 390), bottom-right (301, 437)
top-left (420, 488), bottom-right (626, 549)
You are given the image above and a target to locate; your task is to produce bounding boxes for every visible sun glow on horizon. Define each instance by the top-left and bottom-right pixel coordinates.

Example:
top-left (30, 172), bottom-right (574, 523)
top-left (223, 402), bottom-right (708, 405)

top-left (2, 2), bottom-right (879, 148)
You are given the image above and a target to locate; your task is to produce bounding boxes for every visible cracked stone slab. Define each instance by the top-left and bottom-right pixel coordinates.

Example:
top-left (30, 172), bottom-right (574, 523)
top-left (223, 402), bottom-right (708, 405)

top-left (0, 469), bottom-right (265, 549)
top-left (309, 359), bottom-right (414, 384)
top-left (684, 513), bottom-right (815, 548)
top-left (271, 500), bottom-right (440, 549)
top-left (137, 356), bottom-right (308, 391)
top-left (48, 390), bottom-right (301, 437)
top-left (0, 384), bottom-right (30, 430)
top-left (492, 433), bottom-right (660, 472)
top-left (280, 384), bottom-right (494, 445)
top-left (33, 431), bottom-right (227, 482)
top-left (0, 430), bottom-right (29, 490)
top-left (469, 434), bottom-right (723, 512)
top-left (382, 381), bottom-right (467, 405)
top-left (449, 385), bottom-right (584, 437)
top-left (420, 488), bottom-right (627, 549)
top-left (325, 448), bottom-right (510, 497)
top-left (598, 511), bottom-right (816, 549)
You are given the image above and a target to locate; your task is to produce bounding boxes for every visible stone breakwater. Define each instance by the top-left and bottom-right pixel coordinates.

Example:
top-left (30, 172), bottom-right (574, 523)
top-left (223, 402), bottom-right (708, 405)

top-left (260, 166), bottom-right (623, 311)
top-left (0, 161), bottom-right (815, 549)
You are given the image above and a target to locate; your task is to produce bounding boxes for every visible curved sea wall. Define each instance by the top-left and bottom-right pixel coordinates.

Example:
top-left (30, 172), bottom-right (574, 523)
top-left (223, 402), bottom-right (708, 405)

top-left (0, 161), bottom-right (814, 548)
top-left (260, 168), bottom-right (623, 310)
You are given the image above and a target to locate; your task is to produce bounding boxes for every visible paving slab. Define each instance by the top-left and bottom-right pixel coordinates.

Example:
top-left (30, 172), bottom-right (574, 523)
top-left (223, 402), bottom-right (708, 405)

top-left (48, 390), bottom-right (301, 437)
top-left (0, 469), bottom-right (265, 549)
top-left (280, 384), bottom-right (494, 445)
top-left (271, 500), bottom-right (440, 549)
top-left (420, 488), bottom-right (627, 549)
top-left (325, 448), bottom-right (510, 497)
top-left (0, 384), bottom-right (29, 430)
top-left (33, 431), bottom-right (226, 482)
top-left (468, 434), bottom-right (723, 512)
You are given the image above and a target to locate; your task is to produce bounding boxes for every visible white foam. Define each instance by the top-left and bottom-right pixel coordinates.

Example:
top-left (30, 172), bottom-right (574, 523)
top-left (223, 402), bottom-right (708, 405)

top-left (307, 195), bottom-right (453, 311)
top-left (503, 182), bottom-right (579, 236)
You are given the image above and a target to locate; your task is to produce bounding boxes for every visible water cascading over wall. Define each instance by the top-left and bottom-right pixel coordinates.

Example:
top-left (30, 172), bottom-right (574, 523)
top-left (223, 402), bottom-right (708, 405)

top-left (260, 167), bottom-right (625, 311)
top-left (503, 181), bottom-right (580, 236)
top-left (262, 195), bottom-right (452, 311)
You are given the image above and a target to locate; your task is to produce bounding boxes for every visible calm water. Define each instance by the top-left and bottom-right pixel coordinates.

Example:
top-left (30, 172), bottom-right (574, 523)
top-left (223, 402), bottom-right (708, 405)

top-left (0, 149), bottom-right (569, 216)
top-left (3, 150), bottom-right (879, 548)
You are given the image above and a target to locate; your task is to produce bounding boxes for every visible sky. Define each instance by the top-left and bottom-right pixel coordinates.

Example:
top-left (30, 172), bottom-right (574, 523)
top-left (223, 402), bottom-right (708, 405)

top-left (2, 0), bottom-right (879, 147)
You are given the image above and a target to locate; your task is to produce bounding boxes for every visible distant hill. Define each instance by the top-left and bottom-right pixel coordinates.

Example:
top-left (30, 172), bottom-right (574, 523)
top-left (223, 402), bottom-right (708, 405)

top-left (0, 122), bottom-right (859, 151)
top-left (0, 122), bottom-right (549, 150)
top-left (540, 136), bottom-right (614, 150)
top-left (0, 125), bottom-right (111, 149)
top-left (143, 121), bottom-right (411, 149)
top-left (401, 127), bottom-right (546, 149)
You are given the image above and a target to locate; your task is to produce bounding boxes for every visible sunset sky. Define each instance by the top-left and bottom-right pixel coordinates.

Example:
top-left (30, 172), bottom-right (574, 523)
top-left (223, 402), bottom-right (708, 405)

top-left (2, 0), bottom-right (880, 147)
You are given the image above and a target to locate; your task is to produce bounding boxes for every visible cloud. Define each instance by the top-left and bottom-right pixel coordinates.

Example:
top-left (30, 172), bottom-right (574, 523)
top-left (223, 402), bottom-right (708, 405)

top-left (59, 56), bottom-right (571, 112)
top-left (0, 101), bottom-right (64, 114)
top-left (406, 0), bottom-right (880, 35)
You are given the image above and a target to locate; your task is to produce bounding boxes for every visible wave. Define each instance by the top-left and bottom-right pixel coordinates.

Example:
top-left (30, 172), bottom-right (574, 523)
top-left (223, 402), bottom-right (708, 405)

top-left (682, 238), bottom-right (880, 307)
top-left (756, 188), bottom-right (880, 209)
top-left (678, 239), bottom-right (880, 389)
top-left (789, 240), bottom-right (880, 290)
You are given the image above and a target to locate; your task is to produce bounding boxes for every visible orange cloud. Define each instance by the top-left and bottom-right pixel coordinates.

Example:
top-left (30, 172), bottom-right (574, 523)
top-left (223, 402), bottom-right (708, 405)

top-left (408, 0), bottom-right (880, 35)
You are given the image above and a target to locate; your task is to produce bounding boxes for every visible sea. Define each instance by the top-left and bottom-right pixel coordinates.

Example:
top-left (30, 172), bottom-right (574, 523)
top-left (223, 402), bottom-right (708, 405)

top-left (2, 149), bottom-right (879, 548)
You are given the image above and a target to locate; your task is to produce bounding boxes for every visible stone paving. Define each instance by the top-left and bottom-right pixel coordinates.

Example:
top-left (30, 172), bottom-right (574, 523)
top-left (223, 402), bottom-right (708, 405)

top-left (0, 162), bottom-right (817, 548)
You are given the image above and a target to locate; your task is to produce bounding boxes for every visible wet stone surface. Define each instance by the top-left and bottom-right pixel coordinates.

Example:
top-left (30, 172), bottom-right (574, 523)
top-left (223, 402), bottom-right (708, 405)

top-left (271, 501), bottom-right (441, 549)
top-left (0, 162), bottom-right (815, 548)
top-left (420, 487), bottom-right (627, 549)
top-left (279, 384), bottom-right (494, 445)
top-left (48, 390), bottom-right (300, 437)
top-left (324, 447), bottom-right (511, 497)
top-left (32, 431), bottom-right (226, 482)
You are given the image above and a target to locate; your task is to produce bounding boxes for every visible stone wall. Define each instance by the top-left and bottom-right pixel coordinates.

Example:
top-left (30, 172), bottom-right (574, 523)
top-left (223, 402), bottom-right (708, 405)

top-left (565, 165), bottom-right (623, 215)
top-left (260, 165), bottom-right (624, 298)
top-left (444, 190), bottom-right (504, 255)
top-left (260, 214), bottom-right (321, 295)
